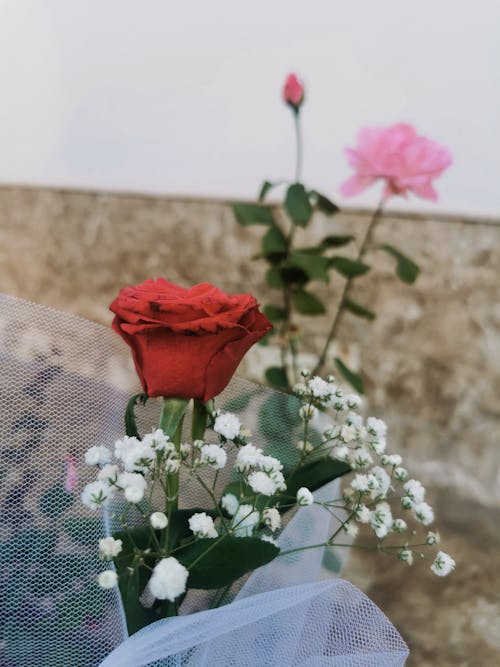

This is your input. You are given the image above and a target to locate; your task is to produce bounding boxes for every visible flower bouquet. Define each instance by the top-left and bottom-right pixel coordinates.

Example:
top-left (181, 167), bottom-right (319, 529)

top-left (0, 283), bottom-right (453, 666)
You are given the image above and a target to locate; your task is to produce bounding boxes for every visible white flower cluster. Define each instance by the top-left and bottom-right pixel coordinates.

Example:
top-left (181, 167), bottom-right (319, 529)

top-left (235, 444), bottom-right (286, 496)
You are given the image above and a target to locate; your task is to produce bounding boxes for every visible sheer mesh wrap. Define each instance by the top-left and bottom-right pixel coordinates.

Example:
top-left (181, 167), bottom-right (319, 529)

top-left (0, 294), bottom-right (409, 666)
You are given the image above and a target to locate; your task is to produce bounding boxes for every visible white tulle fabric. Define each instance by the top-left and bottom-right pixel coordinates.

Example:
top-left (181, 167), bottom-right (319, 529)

top-left (0, 294), bottom-right (408, 666)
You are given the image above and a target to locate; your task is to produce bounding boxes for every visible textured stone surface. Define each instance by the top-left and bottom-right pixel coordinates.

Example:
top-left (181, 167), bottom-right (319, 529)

top-left (0, 185), bottom-right (499, 665)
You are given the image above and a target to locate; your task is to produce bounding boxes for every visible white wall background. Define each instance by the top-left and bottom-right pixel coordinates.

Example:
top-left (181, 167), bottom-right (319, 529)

top-left (0, 0), bottom-right (498, 216)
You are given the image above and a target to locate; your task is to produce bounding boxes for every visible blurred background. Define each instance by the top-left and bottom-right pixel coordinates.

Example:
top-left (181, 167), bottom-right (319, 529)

top-left (0, 1), bottom-right (499, 665)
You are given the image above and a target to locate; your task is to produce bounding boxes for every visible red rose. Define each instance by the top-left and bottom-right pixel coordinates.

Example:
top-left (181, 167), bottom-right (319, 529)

top-left (110, 279), bottom-right (272, 401)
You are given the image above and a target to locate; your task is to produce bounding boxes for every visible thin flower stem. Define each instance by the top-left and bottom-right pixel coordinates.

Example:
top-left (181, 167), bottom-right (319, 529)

top-left (294, 111), bottom-right (303, 183)
top-left (312, 199), bottom-right (385, 376)
top-left (186, 534), bottom-right (227, 571)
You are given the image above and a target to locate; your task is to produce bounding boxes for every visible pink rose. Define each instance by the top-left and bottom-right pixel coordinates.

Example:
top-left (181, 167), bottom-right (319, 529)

top-left (283, 73), bottom-right (304, 110)
top-left (64, 455), bottom-right (78, 493)
top-left (340, 123), bottom-right (452, 201)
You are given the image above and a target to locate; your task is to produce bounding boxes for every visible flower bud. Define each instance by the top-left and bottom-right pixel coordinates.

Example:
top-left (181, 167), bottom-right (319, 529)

top-left (283, 73), bottom-right (305, 111)
top-left (150, 511), bottom-right (168, 530)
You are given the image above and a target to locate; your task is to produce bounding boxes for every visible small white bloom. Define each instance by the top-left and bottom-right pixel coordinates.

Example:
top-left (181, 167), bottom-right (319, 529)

top-left (214, 412), bottom-right (241, 441)
top-left (355, 504), bottom-right (371, 523)
top-left (188, 512), bottom-right (218, 538)
top-left (307, 376), bottom-right (332, 399)
top-left (200, 444), bottom-right (227, 470)
top-left (235, 444), bottom-right (263, 471)
top-left (373, 523), bottom-right (389, 539)
top-left (270, 470), bottom-right (286, 492)
top-left (351, 474), bottom-right (370, 493)
top-left (98, 570), bottom-right (118, 589)
top-left (164, 456), bottom-right (180, 473)
top-left (343, 412), bottom-right (363, 427)
top-left (370, 466), bottom-right (391, 498)
top-left (392, 518), bottom-right (408, 533)
top-left (370, 502), bottom-right (392, 538)
top-left (221, 493), bottom-right (239, 516)
top-left (193, 439), bottom-right (204, 449)
top-left (150, 512), bottom-right (168, 530)
top-left (425, 531), bottom-right (440, 545)
top-left (403, 479), bottom-right (426, 504)
top-left (149, 557), bottom-right (189, 601)
top-left (99, 537), bottom-right (123, 559)
top-left (366, 417), bottom-right (387, 439)
top-left (142, 428), bottom-right (171, 452)
top-left (97, 464), bottom-right (119, 483)
top-left (84, 446), bottom-right (112, 466)
top-left (247, 471), bottom-right (277, 496)
top-left (381, 454), bottom-right (402, 467)
top-left (413, 502), bottom-right (434, 526)
top-left (296, 439), bottom-right (313, 453)
top-left (258, 455), bottom-right (283, 474)
top-left (180, 443), bottom-right (191, 459)
top-left (300, 368), bottom-right (310, 378)
top-left (260, 534), bottom-right (278, 547)
top-left (125, 485), bottom-right (144, 503)
top-left (81, 480), bottom-right (113, 510)
top-left (351, 448), bottom-right (373, 470)
top-left (114, 435), bottom-right (140, 460)
top-left (263, 508), bottom-right (281, 532)
top-left (398, 549), bottom-right (414, 565)
top-left (330, 445), bottom-right (350, 462)
top-left (121, 440), bottom-right (155, 473)
top-left (299, 404), bottom-right (318, 420)
top-left (118, 472), bottom-right (147, 504)
top-left (343, 522), bottom-right (359, 538)
top-left (293, 382), bottom-right (307, 396)
top-left (369, 439), bottom-right (387, 455)
top-left (394, 467), bottom-right (409, 482)
top-left (323, 424), bottom-right (341, 440)
top-left (430, 551), bottom-right (455, 577)
top-left (297, 487), bottom-right (314, 506)
top-left (232, 504), bottom-right (260, 537)
top-left (345, 394), bottom-right (362, 409)
top-left (341, 425), bottom-right (357, 443)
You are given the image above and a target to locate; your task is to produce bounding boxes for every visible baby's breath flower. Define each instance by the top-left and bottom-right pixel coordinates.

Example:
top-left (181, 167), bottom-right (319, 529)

top-left (351, 474), bottom-right (370, 493)
top-left (142, 428), bottom-right (171, 452)
top-left (297, 487), bottom-right (314, 506)
top-left (263, 508), bottom-right (281, 532)
top-left (330, 445), bottom-right (350, 462)
top-left (354, 504), bottom-right (371, 523)
top-left (97, 464), bottom-right (119, 484)
top-left (235, 444), bottom-right (263, 471)
top-left (259, 455), bottom-right (283, 473)
top-left (164, 456), bottom-right (180, 473)
top-left (370, 466), bottom-right (391, 498)
top-left (299, 405), bottom-right (318, 421)
top-left (300, 368), bottom-right (310, 378)
top-left (180, 443), bottom-right (191, 459)
top-left (293, 382), bottom-right (307, 396)
top-left (221, 493), bottom-right (239, 517)
top-left (81, 480), bottom-right (113, 510)
top-left (193, 439), bottom-right (204, 449)
top-left (296, 439), bottom-right (313, 453)
top-left (188, 512), bottom-right (217, 538)
top-left (403, 479), bottom-right (426, 504)
top-left (150, 511), bottom-right (168, 530)
top-left (392, 518), bottom-right (408, 533)
top-left (394, 467), bottom-right (409, 482)
top-left (345, 394), bottom-right (362, 409)
top-left (307, 376), bottom-right (332, 399)
top-left (323, 424), bottom-right (341, 439)
top-left (369, 439), bottom-right (387, 455)
top-left (366, 417), bottom-right (387, 440)
top-left (200, 444), bottom-right (227, 470)
top-left (98, 570), bottom-right (118, 589)
top-left (340, 425), bottom-right (357, 443)
top-left (398, 549), bottom-right (414, 565)
top-left (85, 446), bottom-right (112, 466)
top-left (430, 551), bottom-right (455, 576)
top-left (425, 531), bottom-right (440, 545)
top-left (351, 448), bottom-right (373, 470)
top-left (149, 557), bottom-right (189, 600)
top-left (213, 412), bottom-right (241, 441)
top-left (370, 502), bottom-right (392, 535)
top-left (381, 454), bottom-right (402, 467)
top-left (247, 471), bottom-right (276, 496)
top-left (413, 502), bottom-right (434, 526)
top-left (343, 522), bottom-right (359, 538)
top-left (99, 537), bottom-right (123, 559)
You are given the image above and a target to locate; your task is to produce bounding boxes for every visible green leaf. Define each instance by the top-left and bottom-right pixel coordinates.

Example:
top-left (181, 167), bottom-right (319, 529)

top-left (233, 203), bottom-right (274, 226)
top-left (223, 388), bottom-right (261, 413)
top-left (265, 266), bottom-right (285, 289)
top-left (263, 304), bottom-right (286, 322)
top-left (39, 485), bottom-right (74, 520)
top-left (258, 180), bottom-right (275, 201)
top-left (289, 252), bottom-right (330, 283)
top-left (258, 393), bottom-right (302, 467)
top-left (320, 234), bottom-right (355, 248)
top-left (334, 357), bottom-right (364, 394)
top-left (177, 536), bottom-right (279, 589)
top-left (280, 265), bottom-right (309, 286)
top-left (310, 191), bottom-right (340, 215)
top-left (262, 225), bottom-right (288, 262)
top-left (280, 457), bottom-right (351, 504)
top-left (380, 245), bottom-right (420, 284)
top-left (291, 289), bottom-right (326, 315)
top-left (125, 392), bottom-right (148, 438)
top-left (265, 366), bottom-right (289, 389)
top-left (328, 256), bottom-right (370, 278)
top-left (285, 183), bottom-right (312, 227)
top-left (343, 298), bottom-right (376, 320)
top-left (160, 398), bottom-right (189, 438)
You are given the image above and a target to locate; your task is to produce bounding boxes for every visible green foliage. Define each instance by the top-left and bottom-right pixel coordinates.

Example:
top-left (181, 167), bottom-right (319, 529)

top-left (265, 266), bottom-right (285, 289)
top-left (265, 366), bottom-right (289, 389)
top-left (285, 183), bottom-right (312, 227)
top-left (280, 457), bottom-right (351, 504)
top-left (233, 203), bottom-right (275, 225)
top-left (380, 245), bottom-right (420, 284)
top-left (319, 234), bottom-right (355, 248)
top-left (291, 289), bottom-right (326, 315)
top-left (342, 298), bottom-right (376, 320)
top-left (262, 225), bottom-right (288, 262)
top-left (263, 304), bottom-right (286, 322)
top-left (176, 536), bottom-right (279, 589)
top-left (125, 392), bottom-right (148, 438)
top-left (309, 190), bottom-right (340, 215)
top-left (334, 357), bottom-right (364, 394)
top-left (328, 256), bottom-right (370, 278)
top-left (289, 252), bottom-right (330, 283)
top-left (258, 180), bottom-right (275, 201)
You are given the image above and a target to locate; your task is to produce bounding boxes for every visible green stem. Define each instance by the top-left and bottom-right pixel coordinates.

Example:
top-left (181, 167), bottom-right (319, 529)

top-left (160, 398), bottom-right (189, 515)
top-left (312, 199), bottom-right (385, 376)
top-left (294, 111), bottom-right (303, 183)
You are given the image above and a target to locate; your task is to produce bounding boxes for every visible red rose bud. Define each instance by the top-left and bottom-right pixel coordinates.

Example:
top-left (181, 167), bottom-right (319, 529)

top-left (110, 279), bottom-right (272, 401)
top-left (283, 73), bottom-right (305, 111)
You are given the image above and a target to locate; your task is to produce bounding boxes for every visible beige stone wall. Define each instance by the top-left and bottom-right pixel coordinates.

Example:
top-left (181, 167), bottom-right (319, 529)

top-left (1, 185), bottom-right (499, 665)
